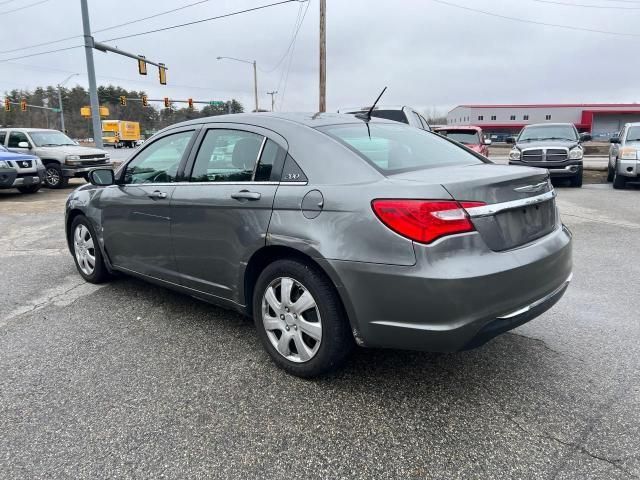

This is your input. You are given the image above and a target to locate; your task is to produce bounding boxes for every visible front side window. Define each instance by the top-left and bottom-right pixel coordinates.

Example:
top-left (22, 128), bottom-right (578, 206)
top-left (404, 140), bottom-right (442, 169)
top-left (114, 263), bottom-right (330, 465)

top-left (320, 123), bottom-right (484, 174)
top-left (123, 130), bottom-right (194, 184)
top-left (8, 131), bottom-right (29, 148)
top-left (0, 132), bottom-right (6, 145)
top-left (190, 129), bottom-right (265, 182)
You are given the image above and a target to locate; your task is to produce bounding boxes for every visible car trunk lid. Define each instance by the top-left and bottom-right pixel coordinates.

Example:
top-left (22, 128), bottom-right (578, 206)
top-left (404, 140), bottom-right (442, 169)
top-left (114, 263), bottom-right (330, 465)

top-left (389, 164), bottom-right (557, 251)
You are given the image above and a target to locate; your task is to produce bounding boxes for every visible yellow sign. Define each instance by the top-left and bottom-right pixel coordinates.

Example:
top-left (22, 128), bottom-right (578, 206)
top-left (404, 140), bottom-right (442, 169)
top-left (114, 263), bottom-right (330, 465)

top-left (81, 106), bottom-right (110, 117)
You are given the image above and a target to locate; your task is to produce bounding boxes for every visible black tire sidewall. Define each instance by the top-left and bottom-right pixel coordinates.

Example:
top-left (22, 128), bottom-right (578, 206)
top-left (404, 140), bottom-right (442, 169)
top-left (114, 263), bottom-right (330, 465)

top-left (70, 215), bottom-right (109, 284)
top-left (252, 259), bottom-right (353, 378)
top-left (44, 163), bottom-right (67, 189)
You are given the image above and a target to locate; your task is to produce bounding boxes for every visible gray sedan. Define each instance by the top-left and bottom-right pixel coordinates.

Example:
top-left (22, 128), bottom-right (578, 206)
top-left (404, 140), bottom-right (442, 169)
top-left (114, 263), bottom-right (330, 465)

top-left (65, 113), bottom-right (573, 377)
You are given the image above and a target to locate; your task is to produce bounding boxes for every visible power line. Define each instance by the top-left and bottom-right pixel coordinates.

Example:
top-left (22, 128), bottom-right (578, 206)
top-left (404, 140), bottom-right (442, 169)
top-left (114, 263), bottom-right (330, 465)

top-left (261, 1), bottom-right (305, 74)
top-left (429, 0), bottom-right (640, 37)
top-left (278, 0), bottom-right (310, 110)
top-left (0, 45), bottom-right (83, 63)
top-left (0, 35), bottom-right (82, 55)
top-left (0, 0), bottom-right (49, 15)
top-left (99, 0), bottom-right (304, 43)
top-left (531, 0), bottom-right (640, 8)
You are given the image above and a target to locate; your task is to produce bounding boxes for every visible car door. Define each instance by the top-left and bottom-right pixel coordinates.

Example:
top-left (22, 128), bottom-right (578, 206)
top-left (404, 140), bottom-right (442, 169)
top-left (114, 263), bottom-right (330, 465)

top-left (99, 127), bottom-right (199, 282)
top-left (170, 124), bottom-right (287, 302)
top-left (7, 130), bottom-right (32, 154)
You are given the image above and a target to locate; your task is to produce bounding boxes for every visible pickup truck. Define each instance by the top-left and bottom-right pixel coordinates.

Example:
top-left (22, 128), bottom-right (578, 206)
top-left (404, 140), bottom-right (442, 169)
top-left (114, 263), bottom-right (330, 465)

top-left (0, 128), bottom-right (111, 188)
top-left (0, 144), bottom-right (45, 193)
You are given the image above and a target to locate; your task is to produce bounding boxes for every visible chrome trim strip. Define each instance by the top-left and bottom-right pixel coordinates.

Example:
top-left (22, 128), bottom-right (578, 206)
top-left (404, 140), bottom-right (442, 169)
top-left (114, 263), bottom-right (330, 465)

top-left (497, 272), bottom-right (572, 319)
top-left (251, 136), bottom-right (268, 181)
top-left (465, 190), bottom-right (556, 218)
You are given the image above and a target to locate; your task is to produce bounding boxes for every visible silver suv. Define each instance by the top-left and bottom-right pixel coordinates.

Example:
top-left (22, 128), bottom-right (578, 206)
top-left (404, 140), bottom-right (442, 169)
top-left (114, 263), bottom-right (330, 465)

top-left (608, 123), bottom-right (640, 189)
top-left (0, 128), bottom-right (111, 188)
top-left (338, 105), bottom-right (431, 131)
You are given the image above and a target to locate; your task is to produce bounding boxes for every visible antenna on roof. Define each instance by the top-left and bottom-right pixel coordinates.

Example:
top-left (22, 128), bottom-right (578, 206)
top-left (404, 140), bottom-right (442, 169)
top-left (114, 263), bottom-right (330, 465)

top-left (355, 86), bottom-right (387, 122)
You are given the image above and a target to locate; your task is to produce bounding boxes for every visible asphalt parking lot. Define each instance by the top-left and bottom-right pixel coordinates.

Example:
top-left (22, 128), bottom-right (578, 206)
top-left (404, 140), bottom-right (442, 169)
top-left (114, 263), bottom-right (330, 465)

top-left (1, 179), bottom-right (639, 479)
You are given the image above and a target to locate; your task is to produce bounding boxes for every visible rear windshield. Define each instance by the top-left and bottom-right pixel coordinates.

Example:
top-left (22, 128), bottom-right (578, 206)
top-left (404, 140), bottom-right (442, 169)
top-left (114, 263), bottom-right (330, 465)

top-left (346, 110), bottom-right (408, 124)
top-left (319, 123), bottom-right (484, 174)
top-left (436, 129), bottom-right (480, 145)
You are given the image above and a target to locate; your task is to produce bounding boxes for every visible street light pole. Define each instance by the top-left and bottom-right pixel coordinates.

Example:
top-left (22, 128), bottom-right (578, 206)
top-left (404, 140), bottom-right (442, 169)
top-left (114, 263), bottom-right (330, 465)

top-left (217, 56), bottom-right (259, 112)
top-left (80, 0), bottom-right (103, 148)
top-left (319, 0), bottom-right (326, 112)
top-left (57, 73), bottom-right (79, 133)
top-left (267, 91), bottom-right (277, 112)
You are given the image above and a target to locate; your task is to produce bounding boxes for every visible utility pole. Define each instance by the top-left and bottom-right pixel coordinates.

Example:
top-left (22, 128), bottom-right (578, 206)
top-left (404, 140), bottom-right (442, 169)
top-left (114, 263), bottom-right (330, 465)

top-left (80, 0), bottom-right (103, 148)
top-left (267, 91), bottom-right (277, 112)
top-left (319, 0), bottom-right (326, 112)
top-left (253, 60), bottom-right (259, 112)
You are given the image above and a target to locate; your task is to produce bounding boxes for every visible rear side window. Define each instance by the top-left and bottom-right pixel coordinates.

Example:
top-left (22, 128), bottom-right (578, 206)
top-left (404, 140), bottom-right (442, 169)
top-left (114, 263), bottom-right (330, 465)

top-left (319, 123), bottom-right (484, 174)
top-left (0, 132), bottom-right (6, 145)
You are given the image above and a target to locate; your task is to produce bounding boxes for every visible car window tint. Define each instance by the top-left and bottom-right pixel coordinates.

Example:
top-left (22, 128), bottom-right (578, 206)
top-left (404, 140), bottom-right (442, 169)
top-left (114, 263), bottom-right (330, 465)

top-left (8, 131), bottom-right (29, 148)
top-left (320, 123), bottom-right (483, 174)
top-left (191, 129), bottom-right (263, 182)
top-left (0, 132), bottom-right (6, 145)
top-left (254, 139), bottom-right (279, 181)
top-left (123, 130), bottom-right (194, 184)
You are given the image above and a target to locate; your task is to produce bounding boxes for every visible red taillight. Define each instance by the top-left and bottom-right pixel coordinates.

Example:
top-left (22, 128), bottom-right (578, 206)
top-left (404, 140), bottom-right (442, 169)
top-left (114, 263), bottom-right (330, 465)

top-left (371, 199), bottom-right (486, 244)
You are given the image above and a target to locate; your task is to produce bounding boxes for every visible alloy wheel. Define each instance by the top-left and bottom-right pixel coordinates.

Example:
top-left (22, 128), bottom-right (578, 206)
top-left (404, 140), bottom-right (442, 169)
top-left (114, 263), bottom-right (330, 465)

top-left (262, 277), bottom-right (322, 363)
top-left (74, 224), bottom-right (96, 276)
top-left (45, 167), bottom-right (60, 187)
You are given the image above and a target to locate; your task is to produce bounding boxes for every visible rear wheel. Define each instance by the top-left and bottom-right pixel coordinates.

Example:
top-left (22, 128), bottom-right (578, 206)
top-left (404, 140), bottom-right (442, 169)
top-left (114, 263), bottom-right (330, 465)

top-left (70, 215), bottom-right (110, 283)
top-left (253, 259), bottom-right (354, 377)
top-left (44, 163), bottom-right (68, 189)
top-left (17, 184), bottom-right (41, 194)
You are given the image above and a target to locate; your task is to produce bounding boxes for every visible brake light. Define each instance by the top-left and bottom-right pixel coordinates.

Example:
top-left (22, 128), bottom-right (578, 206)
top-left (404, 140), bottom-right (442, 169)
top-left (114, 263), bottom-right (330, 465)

top-left (371, 199), bottom-right (486, 244)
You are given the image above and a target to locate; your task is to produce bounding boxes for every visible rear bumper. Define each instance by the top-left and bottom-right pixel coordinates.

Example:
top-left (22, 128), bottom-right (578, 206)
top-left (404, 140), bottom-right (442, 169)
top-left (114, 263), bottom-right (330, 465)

top-left (326, 224), bottom-right (573, 352)
top-left (510, 160), bottom-right (582, 177)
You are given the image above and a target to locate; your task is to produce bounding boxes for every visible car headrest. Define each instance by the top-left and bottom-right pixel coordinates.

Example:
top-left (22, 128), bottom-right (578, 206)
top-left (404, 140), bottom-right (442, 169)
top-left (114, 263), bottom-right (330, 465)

top-left (231, 137), bottom-right (261, 170)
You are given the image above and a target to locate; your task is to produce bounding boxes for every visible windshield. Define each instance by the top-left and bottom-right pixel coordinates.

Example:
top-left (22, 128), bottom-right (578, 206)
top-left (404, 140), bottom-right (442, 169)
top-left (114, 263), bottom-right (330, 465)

top-left (29, 131), bottom-right (76, 147)
top-left (319, 123), bottom-right (484, 174)
top-left (436, 129), bottom-right (480, 145)
top-left (518, 125), bottom-right (578, 142)
top-left (346, 109), bottom-right (408, 124)
top-left (625, 126), bottom-right (640, 142)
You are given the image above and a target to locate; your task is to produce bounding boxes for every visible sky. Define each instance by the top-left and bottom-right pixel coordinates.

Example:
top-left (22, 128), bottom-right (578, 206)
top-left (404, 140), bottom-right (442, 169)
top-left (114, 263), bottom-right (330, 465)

top-left (1, 0), bottom-right (638, 116)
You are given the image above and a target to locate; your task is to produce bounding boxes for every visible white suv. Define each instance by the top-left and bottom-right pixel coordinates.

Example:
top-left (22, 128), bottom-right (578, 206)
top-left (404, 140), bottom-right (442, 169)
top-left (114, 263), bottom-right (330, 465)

top-left (338, 105), bottom-right (431, 131)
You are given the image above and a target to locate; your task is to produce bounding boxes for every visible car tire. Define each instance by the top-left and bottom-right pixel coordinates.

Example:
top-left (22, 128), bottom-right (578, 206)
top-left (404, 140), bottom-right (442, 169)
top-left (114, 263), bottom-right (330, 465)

top-left (17, 184), bottom-right (41, 194)
top-left (70, 215), bottom-right (110, 284)
top-left (44, 163), bottom-right (68, 189)
top-left (613, 166), bottom-right (627, 190)
top-left (570, 167), bottom-right (583, 188)
top-left (253, 259), bottom-right (354, 378)
top-left (607, 162), bottom-right (615, 182)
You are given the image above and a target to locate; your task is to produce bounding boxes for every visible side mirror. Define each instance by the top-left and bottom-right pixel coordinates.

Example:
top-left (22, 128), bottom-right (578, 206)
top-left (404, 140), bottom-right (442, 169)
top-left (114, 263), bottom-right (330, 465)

top-left (483, 138), bottom-right (492, 146)
top-left (505, 137), bottom-right (515, 144)
top-left (610, 136), bottom-right (621, 144)
top-left (88, 168), bottom-right (115, 186)
top-left (18, 141), bottom-right (30, 149)
top-left (580, 133), bottom-right (592, 142)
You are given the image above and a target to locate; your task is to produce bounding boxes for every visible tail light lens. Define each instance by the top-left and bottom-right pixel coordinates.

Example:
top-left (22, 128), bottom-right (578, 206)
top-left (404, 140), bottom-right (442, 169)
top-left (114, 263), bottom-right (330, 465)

top-left (371, 199), bottom-right (486, 244)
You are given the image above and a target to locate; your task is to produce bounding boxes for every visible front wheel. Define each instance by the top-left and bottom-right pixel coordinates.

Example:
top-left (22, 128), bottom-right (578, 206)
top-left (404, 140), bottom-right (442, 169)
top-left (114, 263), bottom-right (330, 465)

top-left (253, 259), bottom-right (354, 378)
top-left (570, 167), bottom-right (583, 188)
top-left (44, 163), bottom-right (68, 189)
top-left (70, 215), bottom-right (110, 283)
top-left (607, 162), bottom-right (615, 182)
top-left (613, 167), bottom-right (627, 190)
top-left (17, 184), bottom-right (41, 194)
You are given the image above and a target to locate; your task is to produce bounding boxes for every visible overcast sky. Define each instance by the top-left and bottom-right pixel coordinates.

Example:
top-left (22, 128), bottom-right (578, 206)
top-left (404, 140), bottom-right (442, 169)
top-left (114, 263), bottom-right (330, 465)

top-left (1, 0), bottom-right (638, 115)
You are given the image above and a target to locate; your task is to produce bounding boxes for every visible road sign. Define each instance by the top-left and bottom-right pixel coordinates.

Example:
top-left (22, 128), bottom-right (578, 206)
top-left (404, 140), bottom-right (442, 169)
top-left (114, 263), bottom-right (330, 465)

top-left (209, 101), bottom-right (225, 106)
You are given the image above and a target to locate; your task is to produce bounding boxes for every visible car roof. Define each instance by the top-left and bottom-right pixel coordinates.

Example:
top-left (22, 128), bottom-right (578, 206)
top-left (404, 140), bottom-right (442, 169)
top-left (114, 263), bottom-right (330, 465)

top-left (522, 123), bottom-right (575, 128)
top-left (0, 127), bottom-right (59, 132)
top-left (164, 112), bottom-right (398, 131)
top-left (434, 125), bottom-right (482, 132)
top-left (337, 105), bottom-right (409, 113)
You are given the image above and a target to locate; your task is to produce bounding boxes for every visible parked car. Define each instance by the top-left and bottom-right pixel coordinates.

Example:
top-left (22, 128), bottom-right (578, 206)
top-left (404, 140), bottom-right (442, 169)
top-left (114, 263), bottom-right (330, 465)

top-left (507, 123), bottom-right (590, 187)
top-left (434, 126), bottom-right (491, 157)
top-left (0, 128), bottom-right (111, 189)
top-left (338, 105), bottom-right (431, 131)
top-left (608, 123), bottom-right (640, 189)
top-left (0, 144), bottom-right (45, 193)
top-left (66, 113), bottom-right (572, 377)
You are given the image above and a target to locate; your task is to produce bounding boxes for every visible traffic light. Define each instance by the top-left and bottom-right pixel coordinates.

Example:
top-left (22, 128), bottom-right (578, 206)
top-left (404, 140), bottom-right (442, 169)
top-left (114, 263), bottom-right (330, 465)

top-left (138, 55), bottom-right (147, 76)
top-left (20, 99), bottom-right (27, 112)
top-left (142, 95), bottom-right (148, 107)
top-left (119, 96), bottom-right (127, 106)
top-left (188, 98), bottom-right (194, 109)
top-left (4, 98), bottom-right (10, 112)
top-left (158, 63), bottom-right (167, 85)
top-left (163, 97), bottom-right (170, 108)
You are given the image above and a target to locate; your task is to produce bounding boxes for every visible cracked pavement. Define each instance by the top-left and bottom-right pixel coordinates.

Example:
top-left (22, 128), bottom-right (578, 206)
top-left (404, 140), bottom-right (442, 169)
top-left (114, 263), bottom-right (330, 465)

top-left (1, 180), bottom-right (639, 479)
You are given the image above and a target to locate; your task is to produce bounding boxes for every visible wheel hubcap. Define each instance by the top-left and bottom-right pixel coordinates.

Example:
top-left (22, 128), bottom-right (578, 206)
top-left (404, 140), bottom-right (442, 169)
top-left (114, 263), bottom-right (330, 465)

top-left (74, 224), bottom-right (96, 276)
top-left (262, 277), bottom-right (322, 363)
top-left (46, 167), bottom-right (60, 186)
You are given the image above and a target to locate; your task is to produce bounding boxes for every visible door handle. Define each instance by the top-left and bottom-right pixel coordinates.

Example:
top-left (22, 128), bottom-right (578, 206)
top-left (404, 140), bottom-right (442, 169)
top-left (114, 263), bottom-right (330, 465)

top-left (231, 190), bottom-right (261, 201)
top-left (150, 190), bottom-right (167, 199)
